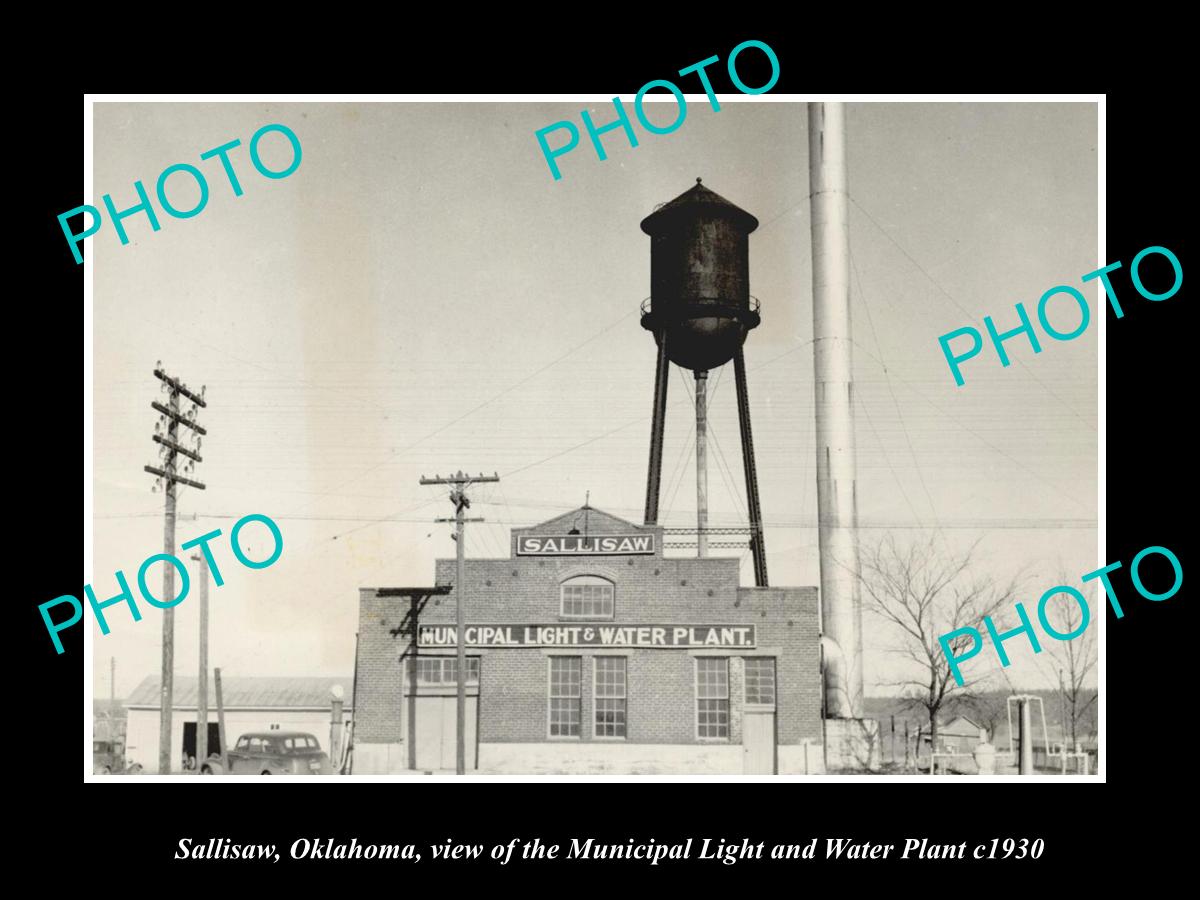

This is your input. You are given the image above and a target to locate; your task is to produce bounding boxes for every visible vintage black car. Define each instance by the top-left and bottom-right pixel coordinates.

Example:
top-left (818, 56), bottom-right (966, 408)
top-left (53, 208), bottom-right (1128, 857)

top-left (201, 732), bottom-right (331, 775)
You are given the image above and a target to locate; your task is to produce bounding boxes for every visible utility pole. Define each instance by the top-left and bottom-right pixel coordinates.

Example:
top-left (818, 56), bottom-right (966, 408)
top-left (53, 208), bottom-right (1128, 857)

top-left (420, 471), bottom-right (499, 775)
top-left (214, 667), bottom-right (229, 771)
top-left (192, 550), bottom-right (210, 768)
top-left (109, 656), bottom-right (116, 755)
top-left (144, 364), bottom-right (206, 774)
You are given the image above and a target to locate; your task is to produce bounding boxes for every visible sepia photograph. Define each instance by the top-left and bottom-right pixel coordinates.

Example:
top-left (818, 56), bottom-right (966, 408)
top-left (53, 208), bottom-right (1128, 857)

top-left (85, 97), bottom-right (1099, 778)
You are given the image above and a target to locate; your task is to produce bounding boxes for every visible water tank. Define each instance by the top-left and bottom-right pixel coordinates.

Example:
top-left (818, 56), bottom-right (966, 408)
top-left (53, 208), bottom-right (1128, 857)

top-left (640, 179), bottom-right (760, 373)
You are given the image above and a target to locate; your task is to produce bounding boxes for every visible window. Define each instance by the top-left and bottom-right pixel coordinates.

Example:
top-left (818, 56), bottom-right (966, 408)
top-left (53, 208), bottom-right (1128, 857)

top-left (548, 657), bottom-right (582, 737)
top-left (594, 657), bottom-right (627, 738)
top-left (695, 658), bottom-right (729, 739)
top-left (410, 656), bottom-right (480, 684)
top-left (235, 736), bottom-right (250, 750)
top-left (560, 575), bottom-right (614, 618)
top-left (743, 658), bottom-right (776, 706)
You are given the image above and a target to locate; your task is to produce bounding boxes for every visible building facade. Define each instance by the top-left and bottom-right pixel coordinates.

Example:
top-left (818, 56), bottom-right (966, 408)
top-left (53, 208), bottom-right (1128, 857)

top-left (354, 506), bottom-right (824, 775)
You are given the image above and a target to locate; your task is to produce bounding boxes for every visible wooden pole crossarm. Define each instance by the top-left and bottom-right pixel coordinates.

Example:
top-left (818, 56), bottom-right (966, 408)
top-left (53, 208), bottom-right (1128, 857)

top-left (144, 465), bottom-right (206, 490)
top-left (151, 401), bottom-right (208, 435)
top-left (152, 434), bottom-right (202, 462)
top-left (153, 368), bottom-right (207, 407)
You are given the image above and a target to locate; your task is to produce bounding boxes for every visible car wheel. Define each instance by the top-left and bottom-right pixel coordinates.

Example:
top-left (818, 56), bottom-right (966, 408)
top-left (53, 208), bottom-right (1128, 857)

top-left (200, 765), bottom-right (213, 774)
top-left (262, 770), bottom-right (271, 775)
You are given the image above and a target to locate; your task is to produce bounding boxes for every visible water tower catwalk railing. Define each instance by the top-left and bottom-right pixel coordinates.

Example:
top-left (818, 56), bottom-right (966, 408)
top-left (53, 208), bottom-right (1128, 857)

top-left (639, 295), bottom-right (762, 323)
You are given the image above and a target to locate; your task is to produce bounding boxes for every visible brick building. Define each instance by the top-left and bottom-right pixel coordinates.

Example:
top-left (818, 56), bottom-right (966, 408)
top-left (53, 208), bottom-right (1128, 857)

top-left (353, 506), bottom-right (823, 775)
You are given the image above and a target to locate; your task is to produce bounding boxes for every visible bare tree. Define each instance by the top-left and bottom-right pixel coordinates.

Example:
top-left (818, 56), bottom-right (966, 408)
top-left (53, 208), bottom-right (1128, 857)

top-left (859, 534), bottom-right (1023, 756)
top-left (953, 690), bottom-right (1008, 742)
top-left (1033, 579), bottom-right (1098, 748)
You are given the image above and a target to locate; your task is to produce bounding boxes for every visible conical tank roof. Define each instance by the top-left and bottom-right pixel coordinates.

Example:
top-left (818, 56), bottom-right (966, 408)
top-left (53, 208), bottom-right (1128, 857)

top-left (640, 178), bottom-right (759, 236)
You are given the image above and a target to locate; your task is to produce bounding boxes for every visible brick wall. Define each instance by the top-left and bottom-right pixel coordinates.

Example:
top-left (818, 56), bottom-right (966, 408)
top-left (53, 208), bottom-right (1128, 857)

top-left (355, 589), bottom-right (409, 744)
top-left (354, 551), bottom-right (821, 749)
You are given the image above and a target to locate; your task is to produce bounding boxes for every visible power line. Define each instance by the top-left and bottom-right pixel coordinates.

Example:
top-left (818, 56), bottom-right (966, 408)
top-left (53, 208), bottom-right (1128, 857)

top-left (848, 195), bottom-right (1094, 433)
top-left (92, 509), bottom-right (1097, 530)
top-left (847, 340), bottom-right (1092, 513)
top-left (281, 307), bottom-right (638, 517)
top-left (849, 247), bottom-right (931, 530)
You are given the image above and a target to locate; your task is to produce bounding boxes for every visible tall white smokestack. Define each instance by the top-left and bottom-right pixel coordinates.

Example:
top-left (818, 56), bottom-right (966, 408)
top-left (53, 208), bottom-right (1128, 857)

top-left (695, 370), bottom-right (709, 557)
top-left (809, 102), bottom-right (864, 719)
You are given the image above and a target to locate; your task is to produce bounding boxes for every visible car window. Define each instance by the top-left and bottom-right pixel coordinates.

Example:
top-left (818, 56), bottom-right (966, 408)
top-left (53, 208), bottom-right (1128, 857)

top-left (236, 736), bottom-right (250, 750)
top-left (248, 737), bottom-right (265, 752)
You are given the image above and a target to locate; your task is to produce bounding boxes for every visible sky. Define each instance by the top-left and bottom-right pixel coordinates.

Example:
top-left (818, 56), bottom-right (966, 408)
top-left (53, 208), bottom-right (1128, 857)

top-left (89, 99), bottom-right (1098, 700)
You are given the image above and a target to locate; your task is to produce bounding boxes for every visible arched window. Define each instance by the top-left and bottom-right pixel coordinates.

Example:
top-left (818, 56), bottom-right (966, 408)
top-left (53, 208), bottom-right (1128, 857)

top-left (560, 575), bottom-right (615, 619)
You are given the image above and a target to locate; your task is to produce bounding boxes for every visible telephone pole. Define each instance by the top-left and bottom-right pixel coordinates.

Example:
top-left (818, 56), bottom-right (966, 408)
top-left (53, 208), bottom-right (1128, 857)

top-left (192, 550), bottom-right (210, 768)
top-left (420, 471), bottom-right (499, 775)
top-left (144, 364), bottom-right (207, 774)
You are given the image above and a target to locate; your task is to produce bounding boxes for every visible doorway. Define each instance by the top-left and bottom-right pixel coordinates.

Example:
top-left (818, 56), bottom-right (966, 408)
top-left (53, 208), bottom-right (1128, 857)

top-left (413, 696), bottom-right (478, 771)
top-left (742, 657), bottom-right (777, 774)
top-left (743, 711), bottom-right (776, 773)
top-left (182, 722), bottom-right (222, 769)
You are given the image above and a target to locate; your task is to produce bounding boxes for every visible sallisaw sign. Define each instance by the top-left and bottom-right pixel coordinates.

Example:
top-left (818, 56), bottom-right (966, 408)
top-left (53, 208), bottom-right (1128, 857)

top-left (516, 534), bottom-right (655, 555)
top-left (418, 624), bottom-right (756, 648)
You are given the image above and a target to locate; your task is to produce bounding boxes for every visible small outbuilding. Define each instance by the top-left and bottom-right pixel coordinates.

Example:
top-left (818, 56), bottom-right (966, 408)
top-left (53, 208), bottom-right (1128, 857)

top-left (124, 675), bottom-right (352, 772)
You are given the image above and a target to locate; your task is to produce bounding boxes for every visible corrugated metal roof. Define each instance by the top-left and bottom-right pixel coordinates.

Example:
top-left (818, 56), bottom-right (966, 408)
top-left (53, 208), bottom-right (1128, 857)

top-left (125, 675), bottom-right (353, 710)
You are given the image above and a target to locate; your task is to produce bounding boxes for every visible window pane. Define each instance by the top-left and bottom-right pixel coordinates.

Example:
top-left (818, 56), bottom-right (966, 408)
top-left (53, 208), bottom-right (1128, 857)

top-left (549, 657), bottom-right (582, 737)
top-left (696, 658), bottom-right (729, 699)
top-left (594, 658), bottom-right (627, 738)
top-left (411, 656), bottom-right (480, 684)
top-left (696, 659), bottom-right (729, 738)
top-left (594, 657), bottom-right (626, 697)
top-left (561, 577), bottom-right (614, 617)
top-left (744, 658), bottom-right (776, 705)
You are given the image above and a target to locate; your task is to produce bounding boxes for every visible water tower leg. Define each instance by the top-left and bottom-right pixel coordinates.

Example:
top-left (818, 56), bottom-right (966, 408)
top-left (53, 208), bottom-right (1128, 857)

top-left (734, 346), bottom-right (768, 586)
top-left (695, 370), bottom-right (709, 557)
top-left (643, 332), bottom-right (671, 525)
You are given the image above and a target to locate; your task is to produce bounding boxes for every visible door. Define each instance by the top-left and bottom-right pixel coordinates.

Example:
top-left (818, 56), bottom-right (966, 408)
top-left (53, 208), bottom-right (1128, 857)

top-left (413, 696), bottom-right (478, 771)
top-left (742, 657), bottom-right (777, 774)
top-left (743, 712), bottom-right (776, 774)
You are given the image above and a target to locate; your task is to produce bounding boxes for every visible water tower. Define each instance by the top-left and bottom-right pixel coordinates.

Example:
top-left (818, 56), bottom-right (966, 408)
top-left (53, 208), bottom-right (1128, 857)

top-left (639, 178), bottom-right (768, 586)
